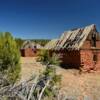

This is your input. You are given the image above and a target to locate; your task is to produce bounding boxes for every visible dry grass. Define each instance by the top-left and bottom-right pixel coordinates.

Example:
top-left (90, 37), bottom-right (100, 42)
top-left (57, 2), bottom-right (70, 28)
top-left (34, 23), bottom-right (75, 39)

top-left (20, 57), bottom-right (100, 100)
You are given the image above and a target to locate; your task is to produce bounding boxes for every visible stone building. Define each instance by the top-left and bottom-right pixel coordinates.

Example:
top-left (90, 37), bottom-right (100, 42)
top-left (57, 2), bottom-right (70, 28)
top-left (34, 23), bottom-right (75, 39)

top-left (20, 40), bottom-right (42, 57)
top-left (47, 24), bottom-right (100, 71)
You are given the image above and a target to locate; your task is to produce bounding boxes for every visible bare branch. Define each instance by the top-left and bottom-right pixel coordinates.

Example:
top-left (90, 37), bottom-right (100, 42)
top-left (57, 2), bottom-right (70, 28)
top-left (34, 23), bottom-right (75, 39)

top-left (38, 80), bottom-right (50, 100)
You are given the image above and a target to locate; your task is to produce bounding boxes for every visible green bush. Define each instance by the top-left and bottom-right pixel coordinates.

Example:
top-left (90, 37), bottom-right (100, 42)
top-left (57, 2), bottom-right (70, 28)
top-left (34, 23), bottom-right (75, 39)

top-left (42, 62), bottom-right (62, 98)
top-left (37, 50), bottom-right (61, 66)
top-left (37, 50), bottom-right (62, 98)
top-left (37, 50), bottom-right (50, 64)
top-left (0, 32), bottom-right (21, 84)
top-left (49, 53), bottom-right (62, 66)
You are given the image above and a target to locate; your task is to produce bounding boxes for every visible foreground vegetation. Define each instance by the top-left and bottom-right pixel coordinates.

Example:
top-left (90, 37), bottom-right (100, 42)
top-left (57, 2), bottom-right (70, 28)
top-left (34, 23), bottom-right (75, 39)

top-left (0, 32), bottom-right (21, 84)
top-left (1, 33), bottom-right (100, 100)
top-left (0, 34), bottom-right (63, 100)
top-left (37, 49), bottom-right (61, 65)
top-left (0, 47), bottom-right (63, 100)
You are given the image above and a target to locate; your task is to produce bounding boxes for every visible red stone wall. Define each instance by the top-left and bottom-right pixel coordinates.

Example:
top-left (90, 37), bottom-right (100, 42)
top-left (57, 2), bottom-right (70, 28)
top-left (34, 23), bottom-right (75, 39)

top-left (53, 50), bottom-right (81, 68)
top-left (80, 50), bottom-right (94, 71)
top-left (20, 48), bottom-right (37, 57)
top-left (80, 40), bottom-right (100, 71)
top-left (80, 50), bottom-right (100, 71)
top-left (81, 41), bottom-right (91, 49)
top-left (54, 49), bottom-right (100, 71)
top-left (81, 40), bottom-right (100, 49)
top-left (96, 41), bottom-right (100, 48)
top-left (95, 51), bottom-right (100, 70)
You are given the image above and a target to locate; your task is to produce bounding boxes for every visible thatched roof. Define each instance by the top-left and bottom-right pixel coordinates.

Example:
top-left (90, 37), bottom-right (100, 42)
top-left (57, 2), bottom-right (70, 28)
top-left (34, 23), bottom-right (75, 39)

top-left (44, 39), bottom-right (58, 50)
top-left (54, 24), bottom-right (99, 51)
top-left (21, 40), bottom-right (43, 49)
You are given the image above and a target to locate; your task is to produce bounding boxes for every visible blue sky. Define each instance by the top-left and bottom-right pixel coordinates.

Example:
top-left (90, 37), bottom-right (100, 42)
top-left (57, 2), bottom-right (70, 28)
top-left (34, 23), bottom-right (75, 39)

top-left (0, 0), bottom-right (100, 39)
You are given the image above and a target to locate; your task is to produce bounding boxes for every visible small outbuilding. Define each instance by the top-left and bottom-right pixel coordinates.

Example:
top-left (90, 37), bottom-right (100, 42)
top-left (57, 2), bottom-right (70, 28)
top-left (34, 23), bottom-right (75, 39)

top-left (20, 40), bottom-right (43, 57)
top-left (48, 24), bottom-right (100, 71)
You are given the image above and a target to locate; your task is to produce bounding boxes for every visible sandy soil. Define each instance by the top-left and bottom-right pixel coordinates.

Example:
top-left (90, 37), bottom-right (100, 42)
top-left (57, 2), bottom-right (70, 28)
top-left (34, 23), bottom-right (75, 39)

top-left (20, 57), bottom-right (45, 82)
top-left (56, 68), bottom-right (100, 99)
top-left (20, 57), bottom-right (100, 100)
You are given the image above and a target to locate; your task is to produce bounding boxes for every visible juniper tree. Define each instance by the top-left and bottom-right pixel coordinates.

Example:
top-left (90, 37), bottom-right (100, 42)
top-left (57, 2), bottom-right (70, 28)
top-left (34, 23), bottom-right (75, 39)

top-left (0, 32), bottom-right (21, 84)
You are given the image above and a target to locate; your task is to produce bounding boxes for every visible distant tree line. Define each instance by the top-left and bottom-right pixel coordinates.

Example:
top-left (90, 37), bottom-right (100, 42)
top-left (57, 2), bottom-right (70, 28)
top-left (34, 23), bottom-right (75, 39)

top-left (15, 38), bottom-right (24, 49)
top-left (31, 39), bottom-right (50, 46)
